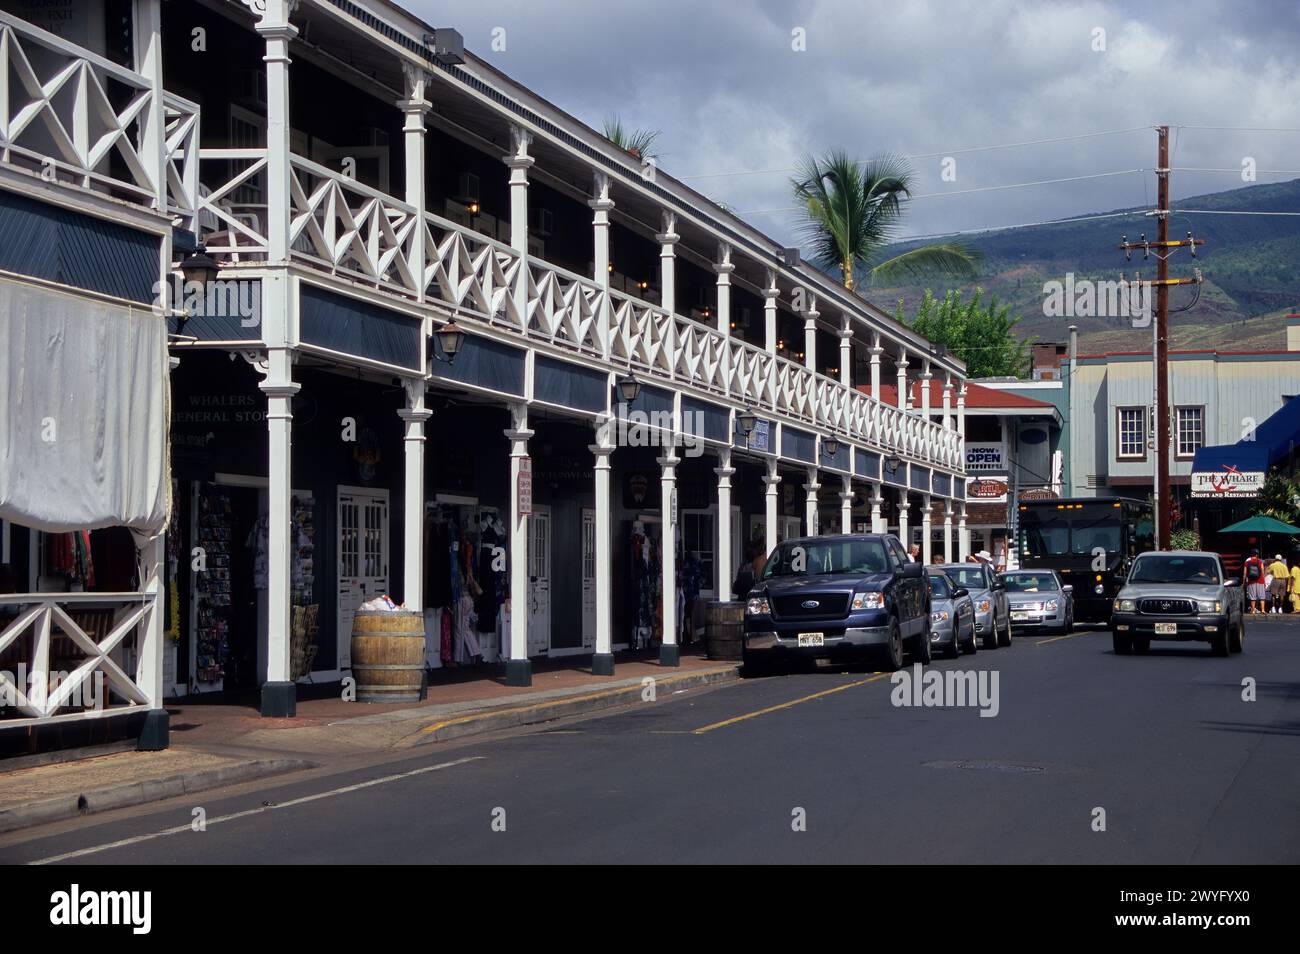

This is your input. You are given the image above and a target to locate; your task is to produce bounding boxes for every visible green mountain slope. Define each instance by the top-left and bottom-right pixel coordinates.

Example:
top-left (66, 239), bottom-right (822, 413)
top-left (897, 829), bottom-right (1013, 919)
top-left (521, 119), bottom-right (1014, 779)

top-left (874, 178), bottom-right (1300, 353)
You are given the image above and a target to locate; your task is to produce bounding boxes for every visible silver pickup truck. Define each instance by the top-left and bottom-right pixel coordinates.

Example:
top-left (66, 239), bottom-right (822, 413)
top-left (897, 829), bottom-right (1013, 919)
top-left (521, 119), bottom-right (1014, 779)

top-left (1110, 551), bottom-right (1245, 656)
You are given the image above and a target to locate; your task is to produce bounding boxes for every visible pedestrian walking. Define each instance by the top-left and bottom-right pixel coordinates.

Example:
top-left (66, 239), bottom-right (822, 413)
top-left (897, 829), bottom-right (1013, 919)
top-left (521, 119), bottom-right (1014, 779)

top-left (1267, 553), bottom-right (1289, 614)
top-left (732, 542), bottom-right (766, 600)
top-left (1290, 555), bottom-right (1300, 613)
top-left (1243, 549), bottom-right (1267, 614)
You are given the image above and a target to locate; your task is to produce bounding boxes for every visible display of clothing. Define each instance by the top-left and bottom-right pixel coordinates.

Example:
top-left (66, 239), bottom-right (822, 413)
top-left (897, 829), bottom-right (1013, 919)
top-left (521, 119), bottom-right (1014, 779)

top-left (423, 506), bottom-right (502, 666)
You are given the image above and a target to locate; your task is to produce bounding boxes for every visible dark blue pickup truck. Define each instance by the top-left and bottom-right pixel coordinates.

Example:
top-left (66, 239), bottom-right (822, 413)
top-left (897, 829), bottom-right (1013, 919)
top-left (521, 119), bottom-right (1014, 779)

top-left (740, 534), bottom-right (931, 673)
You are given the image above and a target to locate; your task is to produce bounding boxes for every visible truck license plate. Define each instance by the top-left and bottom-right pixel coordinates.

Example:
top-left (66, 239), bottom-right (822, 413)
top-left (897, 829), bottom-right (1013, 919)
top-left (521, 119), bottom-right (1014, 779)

top-left (1155, 622), bottom-right (1177, 635)
top-left (798, 633), bottom-right (825, 647)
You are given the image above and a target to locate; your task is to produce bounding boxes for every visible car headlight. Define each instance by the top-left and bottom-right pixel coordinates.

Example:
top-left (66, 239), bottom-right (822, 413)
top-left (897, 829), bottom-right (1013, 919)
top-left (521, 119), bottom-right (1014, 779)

top-left (1045, 599), bottom-right (1059, 612)
top-left (851, 591), bottom-right (884, 610)
top-left (746, 597), bottom-right (771, 616)
top-left (1094, 584), bottom-right (1105, 594)
top-left (977, 599), bottom-right (991, 613)
top-left (1114, 598), bottom-right (1136, 612)
top-left (931, 610), bottom-right (949, 622)
top-left (1196, 599), bottom-right (1222, 613)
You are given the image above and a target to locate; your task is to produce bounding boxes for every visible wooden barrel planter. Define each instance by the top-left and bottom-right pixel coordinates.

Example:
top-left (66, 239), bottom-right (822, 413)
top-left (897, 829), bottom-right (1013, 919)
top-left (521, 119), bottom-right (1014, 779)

top-left (350, 610), bottom-right (425, 703)
top-left (705, 601), bottom-right (745, 661)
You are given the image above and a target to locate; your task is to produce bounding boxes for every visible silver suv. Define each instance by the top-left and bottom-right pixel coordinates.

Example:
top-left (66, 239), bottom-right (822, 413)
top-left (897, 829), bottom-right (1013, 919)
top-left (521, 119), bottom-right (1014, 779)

top-left (1111, 551), bottom-right (1245, 656)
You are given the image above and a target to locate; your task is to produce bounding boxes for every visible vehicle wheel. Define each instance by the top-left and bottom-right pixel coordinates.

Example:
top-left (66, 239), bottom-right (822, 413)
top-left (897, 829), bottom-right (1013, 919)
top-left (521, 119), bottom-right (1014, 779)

top-left (1229, 618), bottom-right (1244, 654)
top-left (1112, 631), bottom-right (1132, 655)
top-left (880, 617), bottom-right (905, 671)
top-left (1210, 628), bottom-right (1231, 657)
top-left (962, 620), bottom-right (978, 655)
top-left (943, 621), bottom-right (961, 659)
top-left (981, 623), bottom-right (997, 651)
top-left (1132, 637), bottom-right (1150, 654)
top-left (997, 615), bottom-right (1012, 647)
top-left (912, 620), bottom-right (933, 666)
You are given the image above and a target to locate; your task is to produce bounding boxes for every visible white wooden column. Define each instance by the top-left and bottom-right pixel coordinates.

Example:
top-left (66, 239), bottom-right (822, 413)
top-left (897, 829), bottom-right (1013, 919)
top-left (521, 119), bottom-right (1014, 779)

top-left (805, 467), bottom-right (820, 537)
top-left (134, 0), bottom-right (166, 211)
top-left (763, 270), bottom-right (779, 355)
top-left (957, 384), bottom-right (968, 465)
top-left (255, 0), bottom-right (295, 265)
top-left (898, 490), bottom-right (910, 549)
top-left (921, 493), bottom-right (933, 564)
top-left (942, 372), bottom-right (953, 431)
top-left (505, 404), bottom-right (533, 685)
top-left (659, 449), bottom-right (680, 665)
top-left (503, 125), bottom-right (533, 324)
top-left (258, 349), bottom-right (298, 715)
top-left (657, 211), bottom-right (678, 313)
top-left (714, 243), bottom-right (734, 335)
top-left (399, 64), bottom-right (429, 299)
top-left (839, 316), bottom-right (853, 386)
top-left (870, 482), bottom-right (884, 534)
top-left (136, 533), bottom-right (167, 746)
top-left (870, 332), bottom-right (883, 401)
top-left (896, 348), bottom-right (909, 411)
top-left (803, 294), bottom-right (818, 371)
top-left (840, 476), bottom-right (854, 533)
top-left (921, 358), bottom-right (933, 420)
top-left (943, 501), bottom-right (954, 563)
top-left (763, 460), bottom-right (781, 556)
top-left (958, 503), bottom-right (970, 560)
top-left (399, 381), bottom-right (431, 610)
top-left (591, 416), bottom-right (615, 675)
top-left (591, 171), bottom-right (614, 282)
top-left (716, 447), bottom-right (735, 599)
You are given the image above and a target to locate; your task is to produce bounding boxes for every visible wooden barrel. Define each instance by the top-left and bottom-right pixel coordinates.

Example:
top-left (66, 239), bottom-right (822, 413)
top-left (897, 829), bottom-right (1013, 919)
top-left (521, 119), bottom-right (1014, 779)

top-left (705, 601), bottom-right (746, 660)
top-left (350, 610), bottom-right (425, 703)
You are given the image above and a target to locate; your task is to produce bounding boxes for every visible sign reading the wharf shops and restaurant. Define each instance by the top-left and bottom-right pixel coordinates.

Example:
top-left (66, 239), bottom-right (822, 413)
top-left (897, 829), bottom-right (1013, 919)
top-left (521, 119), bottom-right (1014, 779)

top-left (965, 442), bottom-right (1006, 472)
top-left (517, 458), bottom-right (532, 515)
top-left (966, 476), bottom-right (1009, 504)
top-left (1191, 466), bottom-right (1265, 498)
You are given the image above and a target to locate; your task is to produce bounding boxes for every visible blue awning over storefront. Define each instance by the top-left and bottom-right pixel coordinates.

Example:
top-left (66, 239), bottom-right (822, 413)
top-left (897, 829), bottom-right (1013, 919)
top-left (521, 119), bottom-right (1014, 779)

top-left (1193, 395), bottom-right (1300, 474)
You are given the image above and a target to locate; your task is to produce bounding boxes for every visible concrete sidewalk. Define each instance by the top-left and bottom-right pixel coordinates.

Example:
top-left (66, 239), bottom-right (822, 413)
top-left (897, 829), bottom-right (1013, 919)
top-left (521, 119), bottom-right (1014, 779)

top-left (0, 649), bottom-right (740, 833)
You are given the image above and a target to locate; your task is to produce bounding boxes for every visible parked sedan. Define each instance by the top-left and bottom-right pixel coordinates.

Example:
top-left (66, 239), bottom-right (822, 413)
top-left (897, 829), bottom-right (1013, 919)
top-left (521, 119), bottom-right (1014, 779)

top-left (933, 563), bottom-right (1012, 649)
top-left (1000, 569), bottom-right (1074, 635)
top-left (927, 567), bottom-right (977, 657)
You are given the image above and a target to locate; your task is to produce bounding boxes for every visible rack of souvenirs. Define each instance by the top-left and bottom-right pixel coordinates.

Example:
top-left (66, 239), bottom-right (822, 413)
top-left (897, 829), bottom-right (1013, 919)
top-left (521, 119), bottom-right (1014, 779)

top-left (194, 485), bottom-right (233, 684)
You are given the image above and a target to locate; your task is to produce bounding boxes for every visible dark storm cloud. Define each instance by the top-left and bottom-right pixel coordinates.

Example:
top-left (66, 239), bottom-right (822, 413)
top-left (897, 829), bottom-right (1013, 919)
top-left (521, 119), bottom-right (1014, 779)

top-left (405, 1), bottom-right (1300, 242)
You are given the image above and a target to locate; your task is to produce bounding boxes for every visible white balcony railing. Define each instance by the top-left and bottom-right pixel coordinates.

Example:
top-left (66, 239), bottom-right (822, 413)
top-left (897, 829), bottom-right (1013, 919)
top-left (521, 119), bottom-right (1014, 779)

top-left (0, 592), bottom-right (157, 728)
top-left (0, 13), bottom-right (163, 209)
top-left (194, 151), bottom-right (960, 470)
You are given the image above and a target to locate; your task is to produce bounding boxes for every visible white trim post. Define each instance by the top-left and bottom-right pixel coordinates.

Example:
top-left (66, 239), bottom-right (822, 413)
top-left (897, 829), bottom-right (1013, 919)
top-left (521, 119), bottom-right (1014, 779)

top-left (659, 448), bottom-right (680, 666)
top-left (504, 125), bottom-right (533, 326)
top-left (958, 503), bottom-right (970, 560)
top-left (134, 0), bottom-right (167, 211)
top-left (898, 490), bottom-right (910, 550)
top-left (896, 348), bottom-right (909, 411)
top-left (505, 404), bottom-right (533, 685)
top-left (399, 381), bottom-right (431, 610)
top-left (870, 332), bottom-right (883, 401)
top-left (803, 294), bottom-right (818, 371)
top-left (921, 358), bottom-right (933, 420)
top-left (943, 501), bottom-right (954, 564)
top-left (715, 242), bottom-right (734, 335)
top-left (840, 475), bottom-right (854, 533)
top-left (136, 532), bottom-right (168, 747)
top-left (763, 269), bottom-right (779, 355)
top-left (398, 64), bottom-right (430, 300)
top-left (870, 482), bottom-right (884, 534)
top-left (763, 459), bottom-right (781, 557)
top-left (942, 372), bottom-right (953, 431)
top-left (716, 447), bottom-right (735, 599)
top-left (839, 315), bottom-right (853, 386)
top-left (805, 466), bottom-right (820, 537)
top-left (922, 493), bottom-right (933, 564)
top-left (657, 211), bottom-right (678, 313)
top-left (591, 415), bottom-right (616, 675)
top-left (258, 348), bottom-right (298, 716)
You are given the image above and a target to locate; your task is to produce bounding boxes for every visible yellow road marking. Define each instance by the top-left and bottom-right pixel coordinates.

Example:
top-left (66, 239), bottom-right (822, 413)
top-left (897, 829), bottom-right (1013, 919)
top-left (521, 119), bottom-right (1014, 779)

top-left (691, 673), bottom-right (890, 734)
top-left (1035, 630), bottom-right (1094, 646)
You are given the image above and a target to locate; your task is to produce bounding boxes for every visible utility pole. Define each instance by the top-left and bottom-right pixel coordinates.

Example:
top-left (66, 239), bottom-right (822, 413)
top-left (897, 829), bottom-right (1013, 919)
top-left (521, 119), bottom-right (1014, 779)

top-left (1118, 125), bottom-right (1203, 550)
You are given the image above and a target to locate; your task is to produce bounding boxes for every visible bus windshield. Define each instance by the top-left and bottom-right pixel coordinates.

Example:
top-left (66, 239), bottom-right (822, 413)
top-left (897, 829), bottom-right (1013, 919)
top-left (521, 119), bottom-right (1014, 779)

top-left (1018, 506), bottom-right (1127, 559)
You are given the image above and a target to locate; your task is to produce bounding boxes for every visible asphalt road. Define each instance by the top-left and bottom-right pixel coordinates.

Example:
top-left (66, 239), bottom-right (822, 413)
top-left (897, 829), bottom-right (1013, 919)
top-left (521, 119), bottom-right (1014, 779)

top-left (4, 620), bottom-right (1299, 864)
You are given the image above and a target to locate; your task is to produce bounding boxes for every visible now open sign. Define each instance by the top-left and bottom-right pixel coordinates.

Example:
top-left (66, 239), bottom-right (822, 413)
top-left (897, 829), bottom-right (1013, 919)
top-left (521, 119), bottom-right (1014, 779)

top-left (965, 443), bottom-right (1005, 471)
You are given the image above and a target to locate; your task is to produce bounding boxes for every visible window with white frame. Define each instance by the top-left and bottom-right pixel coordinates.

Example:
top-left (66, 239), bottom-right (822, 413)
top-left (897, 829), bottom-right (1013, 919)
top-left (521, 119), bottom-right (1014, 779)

top-left (1117, 407), bottom-right (1146, 459)
top-left (1176, 406), bottom-right (1204, 458)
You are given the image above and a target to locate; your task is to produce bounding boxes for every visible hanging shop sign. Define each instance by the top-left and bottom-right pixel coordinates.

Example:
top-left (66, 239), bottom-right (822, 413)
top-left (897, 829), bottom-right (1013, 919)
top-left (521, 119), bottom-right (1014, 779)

top-left (965, 442), bottom-right (1006, 472)
top-left (1190, 466), bottom-right (1264, 498)
top-left (1018, 487), bottom-right (1058, 501)
top-left (517, 458), bottom-right (532, 515)
top-left (966, 476), bottom-right (1009, 504)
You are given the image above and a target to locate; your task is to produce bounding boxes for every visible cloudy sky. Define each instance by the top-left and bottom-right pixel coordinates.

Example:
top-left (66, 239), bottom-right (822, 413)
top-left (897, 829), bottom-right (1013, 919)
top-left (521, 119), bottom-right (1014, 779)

top-left (405, 0), bottom-right (1300, 245)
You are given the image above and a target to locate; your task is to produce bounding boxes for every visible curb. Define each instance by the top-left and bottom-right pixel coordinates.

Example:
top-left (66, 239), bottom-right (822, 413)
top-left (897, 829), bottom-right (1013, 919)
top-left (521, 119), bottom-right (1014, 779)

top-left (404, 664), bottom-right (740, 746)
top-left (0, 757), bottom-right (316, 835)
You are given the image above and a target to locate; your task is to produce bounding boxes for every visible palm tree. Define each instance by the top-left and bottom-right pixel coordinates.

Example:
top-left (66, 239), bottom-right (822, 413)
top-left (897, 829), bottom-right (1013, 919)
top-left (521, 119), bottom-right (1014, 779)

top-left (603, 116), bottom-right (661, 161)
top-left (792, 150), bottom-right (977, 291)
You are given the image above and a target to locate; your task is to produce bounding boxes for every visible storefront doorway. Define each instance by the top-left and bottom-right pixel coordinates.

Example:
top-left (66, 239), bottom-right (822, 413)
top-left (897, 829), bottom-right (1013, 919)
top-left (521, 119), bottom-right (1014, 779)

top-left (580, 508), bottom-right (596, 653)
top-left (527, 505), bottom-right (551, 656)
top-left (337, 486), bottom-right (389, 672)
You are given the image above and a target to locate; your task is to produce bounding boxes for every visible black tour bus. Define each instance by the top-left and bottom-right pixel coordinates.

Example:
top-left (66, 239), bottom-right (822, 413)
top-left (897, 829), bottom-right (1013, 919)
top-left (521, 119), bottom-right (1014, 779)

top-left (1015, 497), bottom-right (1154, 623)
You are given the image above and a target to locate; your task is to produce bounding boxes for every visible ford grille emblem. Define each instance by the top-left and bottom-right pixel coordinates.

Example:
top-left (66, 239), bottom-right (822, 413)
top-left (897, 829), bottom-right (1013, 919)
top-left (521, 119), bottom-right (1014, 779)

top-left (802, 600), bottom-right (820, 609)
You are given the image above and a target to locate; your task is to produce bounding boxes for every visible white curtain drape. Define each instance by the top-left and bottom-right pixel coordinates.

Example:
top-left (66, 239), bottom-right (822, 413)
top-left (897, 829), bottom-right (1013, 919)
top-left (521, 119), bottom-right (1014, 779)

top-left (0, 277), bottom-right (170, 534)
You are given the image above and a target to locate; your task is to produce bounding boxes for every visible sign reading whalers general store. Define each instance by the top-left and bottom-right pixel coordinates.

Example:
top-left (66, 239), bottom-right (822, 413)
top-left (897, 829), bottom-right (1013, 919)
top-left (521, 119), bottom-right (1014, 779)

top-left (1190, 465), bottom-right (1265, 498)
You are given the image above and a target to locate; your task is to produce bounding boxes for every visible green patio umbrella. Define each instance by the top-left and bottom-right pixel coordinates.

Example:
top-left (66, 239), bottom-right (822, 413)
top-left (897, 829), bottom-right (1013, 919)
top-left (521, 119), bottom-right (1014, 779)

top-left (1218, 514), bottom-right (1300, 535)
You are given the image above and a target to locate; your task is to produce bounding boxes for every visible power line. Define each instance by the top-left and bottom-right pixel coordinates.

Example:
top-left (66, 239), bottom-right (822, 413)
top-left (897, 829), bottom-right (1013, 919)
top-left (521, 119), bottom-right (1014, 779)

top-left (1174, 209), bottom-right (1300, 216)
top-left (1173, 167), bottom-right (1300, 176)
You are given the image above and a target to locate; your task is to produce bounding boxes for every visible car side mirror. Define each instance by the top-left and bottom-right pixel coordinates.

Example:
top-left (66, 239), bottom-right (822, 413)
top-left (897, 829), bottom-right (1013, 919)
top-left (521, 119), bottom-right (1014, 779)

top-left (954, 587), bottom-right (969, 598)
top-left (901, 562), bottom-right (923, 578)
top-left (1224, 579), bottom-right (1239, 587)
top-left (1061, 584), bottom-right (1073, 593)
